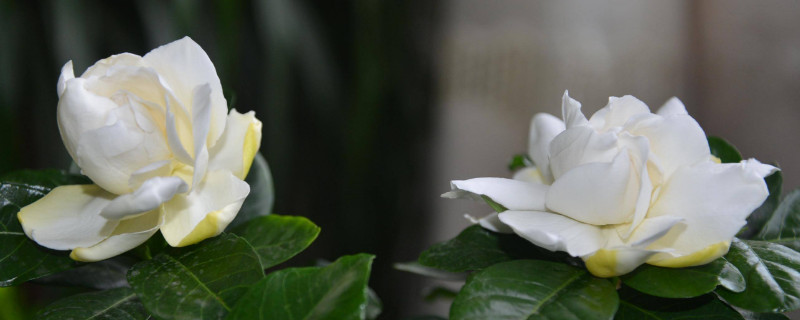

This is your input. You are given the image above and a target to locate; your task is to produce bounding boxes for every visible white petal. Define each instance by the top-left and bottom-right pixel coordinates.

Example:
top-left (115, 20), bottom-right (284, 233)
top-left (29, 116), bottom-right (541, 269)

top-left (70, 209), bottom-right (162, 262)
top-left (165, 95), bottom-right (194, 165)
top-left (512, 167), bottom-right (544, 184)
top-left (656, 97), bottom-right (688, 116)
top-left (561, 90), bottom-right (588, 128)
top-left (17, 185), bottom-right (118, 250)
top-left (57, 61), bottom-right (74, 97)
top-left (625, 113), bottom-right (710, 177)
top-left (128, 160), bottom-right (172, 190)
top-left (548, 126), bottom-right (619, 179)
top-left (160, 170), bottom-right (250, 247)
top-left (443, 178), bottom-right (548, 211)
top-left (498, 210), bottom-right (606, 257)
top-left (80, 53), bottom-right (146, 79)
top-left (101, 176), bottom-right (187, 220)
top-left (625, 215), bottom-right (683, 247)
top-left (143, 37), bottom-right (227, 148)
top-left (589, 95), bottom-right (650, 131)
top-left (75, 114), bottom-right (171, 195)
top-left (208, 109), bottom-right (262, 179)
top-left (546, 150), bottom-right (640, 225)
top-left (527, 113), bottom-right (565, 183)
top-left (57, 78), bottom-right (118, 162)
top-left (190, 84), bottom-right (212, 190)
top-left (646, 160), bottom-right (778, 262)
top-left (465, 212), bottom-right (514, 234)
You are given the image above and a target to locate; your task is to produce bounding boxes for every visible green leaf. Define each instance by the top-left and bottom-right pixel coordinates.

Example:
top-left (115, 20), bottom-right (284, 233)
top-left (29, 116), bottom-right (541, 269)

top-left (227, 254), bottom-right (375, 320)
top-left (127, 233), bottom-right (264, 319)
top-left (708, 136), bottom-right (743, 163)
top-left (403, 316), bottom-right (447, 320)
top-left (228, 153), bottom-right (274, 229)
top-left (508, 153), bottom-right (531, 171)
top-left (740, 171), bottom-right (782, 239)
top-left (0, 169), bottom-right (89, 286)
top-left (615, 286), bottom-right (743, 320)
top-left (757, 189), bottom-right (800, 251)
top-left (735, 309), bottom-right (790, 320)
top-left (36, 287), bottom-right (149, 320)
top-left (450, 260), bottom-right (618, 320)
top-left (419, 225), bottom-right (572, 273)
top-left (717, 239), bottom-right (800, 313)
top-left (34, 256), bottom-right (136, 289)
top-left (231, 214), bottom-right (320, 269)
top-left (621, 258), bottom-right (744, 298)
top-left (394, 261), bottom-right (467, 281)
top-left (365, 286), bottom-right (382, 320)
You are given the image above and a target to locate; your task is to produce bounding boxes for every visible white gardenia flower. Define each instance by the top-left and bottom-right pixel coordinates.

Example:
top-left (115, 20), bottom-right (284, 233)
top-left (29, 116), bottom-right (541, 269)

top-left (18, 37), bottom-right (262, 262)
top-left (445, 91), bottom-right (777, 277)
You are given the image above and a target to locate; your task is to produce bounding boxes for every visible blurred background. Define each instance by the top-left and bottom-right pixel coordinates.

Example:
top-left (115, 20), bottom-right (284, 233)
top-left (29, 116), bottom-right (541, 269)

top-left (1, 0), bottom-right (800, 319)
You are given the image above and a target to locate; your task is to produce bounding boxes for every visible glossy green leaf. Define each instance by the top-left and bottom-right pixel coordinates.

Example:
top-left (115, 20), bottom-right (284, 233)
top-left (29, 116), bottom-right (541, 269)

top-left (757, 189), bottom-right (800, 251)
top-left (615, 286), bottom-right (743, 320)
top-left (0, 170), bottom-right (88, 286)
top-left (227, 254), bottom-right (375, 320)
top-left (508, 154), bottom-right (531, 171)
top-left (127, 233), bottom-right (264, 319)
top-left (231, 214), bottom-right (320, 269)
top-left (34, 256), bottom-right (135, 289)
top-left (708, 136), bottom-right (743, 163)
top-left (735, 309), bottom-right (790, 320)
top-left (36, 287), bottom-right (149, 320)
top-left (717, 239), bottom-right (800, 313)
top-left (419, 225), bottom-right (571, 273)
top-left (621, 258), bottom-right (744, 298)
top-left (228, 153), bottom-right (274, 229)
top-left (740, 171), bottom-right (782, 239)
top-left (394, 261), bottom-right (467, 281)
top-left (450, 260), bottom-right (618, 320)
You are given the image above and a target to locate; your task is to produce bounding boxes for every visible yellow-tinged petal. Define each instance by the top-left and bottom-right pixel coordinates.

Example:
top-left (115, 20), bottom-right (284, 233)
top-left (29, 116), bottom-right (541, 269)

top-left (18, 184), bottom-right (117, 250)
top-left (208, 109), bottom-right (262, 179)
top-left (242, 119), bottom-right (262, 178)
top-left (160, 170), bottom-right (249, 247)
top-left (70, 209), bottom-right (162, 262)
top-left (584, 249), bottom-right (618, 278)
top-left (584, 248), bottom-right (660, 278)
top-left (647, 242), bottom-right (730, 268)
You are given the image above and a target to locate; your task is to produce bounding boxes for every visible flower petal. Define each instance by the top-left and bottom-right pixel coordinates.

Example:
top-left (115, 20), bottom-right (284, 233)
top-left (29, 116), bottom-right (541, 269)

top-left (75, 114), bottom-right (171, 195)
top-left (546, 150), bottom-right (640, 225)
top-left (100, 176), bottom-right (187, 220)
top-left (442, 178), bottom-right (548, 211)
top-left (527, 113), bottom-right (565, 183)
top-left (548, 126), bottom-right (619, 179)
top-left (143, 37), bottom-right (227, 148)
top-left (625, 113), bottom-right (710, 177)
top-left (57, 61), bottom-right (75, 97)
top-left (17, 185), bottom-right (118, 250)
top-left (656, 97), bottom-right (688, 116)
top-left (588, 95), bottom-right (650, 131)
top-left (561, 90), bottom-right (588, 129)
top-left (208, 109), bottom-right (263, 180)
top-left (645, 159), bottom-right (778, 266)
top-left (512, 167), bottom-right (544, 184)
top-left (584, 247), bottom-right (660, 278)
top-left (190, 84), bottom-right (212, 190)
top-left (498, 210), bottom-right (606, 257)
top-left (160, 170), bottom-right (250, 247)
top-left (465, 212), bottom-right (514, 234)
top-left (70, 209), bottom-right (162, 262)
top-left (58, 77), bottom-right (118, 162)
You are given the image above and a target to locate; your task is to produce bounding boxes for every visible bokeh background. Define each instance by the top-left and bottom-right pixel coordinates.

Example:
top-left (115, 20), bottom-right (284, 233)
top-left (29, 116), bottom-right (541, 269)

top-left (2, 0), bottom-right (800, 319)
